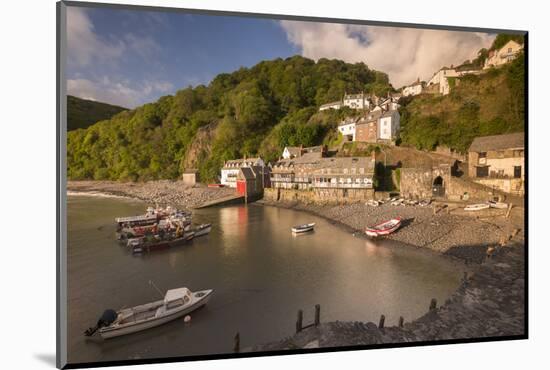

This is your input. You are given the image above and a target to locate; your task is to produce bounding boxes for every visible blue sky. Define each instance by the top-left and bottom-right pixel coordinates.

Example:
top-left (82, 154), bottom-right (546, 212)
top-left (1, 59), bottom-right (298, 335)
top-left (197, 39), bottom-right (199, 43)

top-left (66, 5), bottom-right (494, 108)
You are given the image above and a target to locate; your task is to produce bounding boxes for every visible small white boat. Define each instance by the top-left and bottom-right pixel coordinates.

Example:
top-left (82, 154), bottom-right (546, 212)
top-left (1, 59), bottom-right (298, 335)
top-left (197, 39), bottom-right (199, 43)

top-left (487, 200), bottom-right (508, 209)
top-left (85, 287), bottom-right (213, 339)
top-left (366, 200), bottom-right (380, 207)
top-left (193, 223), bottom-right (212, 237)
top-left (464, 203), bottom-right (490, 211)
top-left (365, 217), bottom-right (402, 237)
top-left (291, 223), bottom-right (315, 233)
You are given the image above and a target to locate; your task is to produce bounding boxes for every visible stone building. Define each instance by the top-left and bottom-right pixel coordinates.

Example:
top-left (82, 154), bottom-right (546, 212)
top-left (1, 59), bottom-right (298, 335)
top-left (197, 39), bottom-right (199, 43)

top-left (400, 164), bottom-right (452, 199)
top-left (181, 169), bottom-right (199, 186)
top-left (355, 111), bottom-right (381, 143)
top-left (270, 152), bottom-right (323, 190)
top-left (221, 157), bottom-right (265, 188)
top-left (468, 132), bottom-right (524, 195)
top-left (312, 156), bottom-right (375, 190)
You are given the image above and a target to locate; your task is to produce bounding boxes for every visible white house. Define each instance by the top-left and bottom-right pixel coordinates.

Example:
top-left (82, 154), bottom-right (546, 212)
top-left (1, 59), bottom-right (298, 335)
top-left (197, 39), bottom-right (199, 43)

top-left (427, 67), bottom-right (459, 95)
top-left (343, 93), bottom-right (369, 110)
top-left (338, 118), bottom-right (357, 141)
top-left (402, 79), bottom-right (423, 96)
top-left (377, 110), bottom-right (400, 141)
top-left (221, 157), bottom-right (265, 187)
top-left (484, 40), bottom-right (523, 69)
top-left (319, 101), bottom-right (342, 111)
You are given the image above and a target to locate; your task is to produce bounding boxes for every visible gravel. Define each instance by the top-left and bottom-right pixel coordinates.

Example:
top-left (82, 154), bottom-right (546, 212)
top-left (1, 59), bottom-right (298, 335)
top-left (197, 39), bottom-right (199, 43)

top-left (67, 180), bottom-right (235, 209)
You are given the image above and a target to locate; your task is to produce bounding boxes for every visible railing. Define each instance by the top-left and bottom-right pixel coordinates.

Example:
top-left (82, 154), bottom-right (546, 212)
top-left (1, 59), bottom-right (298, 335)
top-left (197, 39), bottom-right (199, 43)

top-left (313, 183), bottom-right (373, 189)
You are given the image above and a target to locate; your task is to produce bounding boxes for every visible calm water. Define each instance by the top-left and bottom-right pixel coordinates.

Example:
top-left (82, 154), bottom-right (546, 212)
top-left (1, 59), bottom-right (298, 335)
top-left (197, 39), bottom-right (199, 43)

top-left (67, 195), bottom-right (463, 364)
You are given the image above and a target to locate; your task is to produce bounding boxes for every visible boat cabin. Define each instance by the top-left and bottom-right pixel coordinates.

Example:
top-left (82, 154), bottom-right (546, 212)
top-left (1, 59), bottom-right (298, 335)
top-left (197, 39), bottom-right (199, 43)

top-left (164, 288), bottom-right (192, 309)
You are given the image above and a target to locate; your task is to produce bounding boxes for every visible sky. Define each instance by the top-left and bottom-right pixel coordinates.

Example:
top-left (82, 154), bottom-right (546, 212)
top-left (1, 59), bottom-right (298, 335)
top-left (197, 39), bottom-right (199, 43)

top-left (66, 6), bottom-right (495, 108)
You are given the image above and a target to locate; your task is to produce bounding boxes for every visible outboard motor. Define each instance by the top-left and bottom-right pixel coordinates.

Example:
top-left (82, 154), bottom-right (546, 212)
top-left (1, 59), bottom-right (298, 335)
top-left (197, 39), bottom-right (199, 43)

top-left (84, 309), bottom-right (117, 337)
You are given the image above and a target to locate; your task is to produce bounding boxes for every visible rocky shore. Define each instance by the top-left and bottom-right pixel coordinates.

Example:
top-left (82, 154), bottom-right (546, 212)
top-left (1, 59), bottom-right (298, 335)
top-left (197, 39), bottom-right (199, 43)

top-left (258, 199), bottom-right (525, 263)
top-left (249, 242), bottom-right (525, 351)
top-left (67, 180), bottom-right (234, 209)
top-left (249, 197), bottom-right (525, 351)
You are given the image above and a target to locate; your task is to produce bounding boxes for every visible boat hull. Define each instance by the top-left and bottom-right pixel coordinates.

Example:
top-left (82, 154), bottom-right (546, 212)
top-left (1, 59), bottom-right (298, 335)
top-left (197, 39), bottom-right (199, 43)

top-left (365, 218), bottom-right (402, 237)
top-left (99, 290), bottom-right (212, 339)
top-left (193, 225), bottom-right (212, 237)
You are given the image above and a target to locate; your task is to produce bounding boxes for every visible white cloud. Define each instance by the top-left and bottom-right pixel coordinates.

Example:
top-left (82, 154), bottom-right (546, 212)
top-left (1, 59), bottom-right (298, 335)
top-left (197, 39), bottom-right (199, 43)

top-left (280, 21), bottom-right (495, 87)
top-left (67, 77), bottom-right (174, 108)
top-left (67, 7), bottom-right (125, 67)
top-left (67, 7), bottom-right (162, 67)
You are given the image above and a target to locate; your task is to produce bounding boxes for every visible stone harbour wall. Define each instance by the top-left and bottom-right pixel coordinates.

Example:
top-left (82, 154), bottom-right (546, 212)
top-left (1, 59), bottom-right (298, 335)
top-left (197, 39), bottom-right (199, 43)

top-left (264, 187), bottom-right (374, 205)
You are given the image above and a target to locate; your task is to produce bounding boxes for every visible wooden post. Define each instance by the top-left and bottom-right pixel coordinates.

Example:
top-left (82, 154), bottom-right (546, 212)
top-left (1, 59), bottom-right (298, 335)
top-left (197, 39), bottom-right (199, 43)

top-left (314, 304), bottom-right (321, 326)
top-left (378, 315), bottom-right (385, 329)
top-left (398, 316), bottom-right (404, 328)
top-left (296, 309), bottom-right (303, 333)
top-left (233, 332), bottom-right (240, 353)
top-left (430, 298), bottom-right (438, 310)
top-left (505, 203), bottom-right (513, 218)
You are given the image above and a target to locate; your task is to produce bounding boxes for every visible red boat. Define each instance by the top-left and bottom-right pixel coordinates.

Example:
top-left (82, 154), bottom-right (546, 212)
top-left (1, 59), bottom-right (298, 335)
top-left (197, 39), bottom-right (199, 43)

top-left (365, 217), bottom-right (402, 237)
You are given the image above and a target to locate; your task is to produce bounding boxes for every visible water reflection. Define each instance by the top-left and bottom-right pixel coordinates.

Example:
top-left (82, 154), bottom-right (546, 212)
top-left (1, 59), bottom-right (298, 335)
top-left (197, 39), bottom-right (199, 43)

top-left (67, 196), bottom-right (463, 364)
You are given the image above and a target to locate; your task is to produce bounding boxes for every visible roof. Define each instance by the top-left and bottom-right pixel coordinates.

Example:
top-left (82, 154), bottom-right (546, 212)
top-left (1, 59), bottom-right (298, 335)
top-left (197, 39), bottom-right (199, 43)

top-left (223, 157), bottom-right (263, 168)
top-left (320, 101), bottom-right (342, 108)
top-left (469, 132), bottom-right (524, 152)
top-left (339, 117), bottom-right (358, 126)
top-left (294, 152), bottom-right (323, 163)
top-left (380, 110), bottom-right (399, 118)
top-left (303, 145), bottom-right (324, 153)
top-left (455, 63), bottom-right (482, 72)
top-left (284, 146), bottom-right (302, 156)
top-left (313, 157), bottom-right (375, 173)
top-left (344, 93), bottom-right (364, 99)
top-left (239, 167), bottom-right (256, 180)
top-left (164, 288), bottom-right (191, 303)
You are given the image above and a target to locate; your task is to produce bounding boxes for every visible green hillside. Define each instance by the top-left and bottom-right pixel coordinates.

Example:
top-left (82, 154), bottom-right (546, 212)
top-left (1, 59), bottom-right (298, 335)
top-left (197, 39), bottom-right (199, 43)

top-left (67, 95), bottom-right (127, 131)
top-left (67, 56), bottom-right (393, 182)
top-left (399, 53), bottom-right (525, 153)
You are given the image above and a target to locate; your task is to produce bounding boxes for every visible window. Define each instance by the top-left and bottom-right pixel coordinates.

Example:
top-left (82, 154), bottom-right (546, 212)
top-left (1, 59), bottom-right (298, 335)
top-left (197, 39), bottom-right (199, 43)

top-left (478, 152), bottom-right (487, 158)
top-left (508, 48), bottom-right (512, 53)
top-left (514, 166), bottom-right (522, 178)
top-left (476, 166), bottom-right (488, 178)
top-left (497, 151), bottom-right (505, 158)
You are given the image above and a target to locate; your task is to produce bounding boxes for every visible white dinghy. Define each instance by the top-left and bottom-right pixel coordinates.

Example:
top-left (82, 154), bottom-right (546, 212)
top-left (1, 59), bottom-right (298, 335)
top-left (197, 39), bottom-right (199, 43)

top-left (464, 203), bottom-right (490, 211)
top-left (85, 286), bottom-right (213, 339)
top-left (291, 223), bottom-right (315, 233)
top-left (487, 200), bottom-right (508, 209)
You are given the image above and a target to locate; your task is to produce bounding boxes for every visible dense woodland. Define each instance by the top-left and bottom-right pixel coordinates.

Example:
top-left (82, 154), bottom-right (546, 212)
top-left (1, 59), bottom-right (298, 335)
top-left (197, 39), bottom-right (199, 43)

top-left (67, 56), bottom-right (392, 181)
top-left (67, 95), bottom-right (127, 131)
top-left (68, 36), bottom-right (525, 182)
top-left (399, 53), bottom-right (524, 152)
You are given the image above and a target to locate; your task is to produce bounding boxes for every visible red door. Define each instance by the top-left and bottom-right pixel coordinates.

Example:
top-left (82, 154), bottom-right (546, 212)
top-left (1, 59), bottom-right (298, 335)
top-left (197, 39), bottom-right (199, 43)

top-left (236, 180), bottom-right (246, 196)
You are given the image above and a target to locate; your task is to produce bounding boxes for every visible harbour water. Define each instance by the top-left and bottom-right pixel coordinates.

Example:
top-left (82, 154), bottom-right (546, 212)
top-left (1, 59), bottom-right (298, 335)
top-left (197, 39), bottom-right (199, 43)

top-left (67, 195), bottom-right (464, 364)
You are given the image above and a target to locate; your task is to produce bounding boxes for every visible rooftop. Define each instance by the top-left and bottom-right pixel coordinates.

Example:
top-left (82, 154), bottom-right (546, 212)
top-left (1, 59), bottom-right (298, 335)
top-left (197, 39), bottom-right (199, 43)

top-left (239, 167), bottom-right (256, 180)
top-left (469, 132), bottom-right (525, 152)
